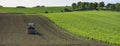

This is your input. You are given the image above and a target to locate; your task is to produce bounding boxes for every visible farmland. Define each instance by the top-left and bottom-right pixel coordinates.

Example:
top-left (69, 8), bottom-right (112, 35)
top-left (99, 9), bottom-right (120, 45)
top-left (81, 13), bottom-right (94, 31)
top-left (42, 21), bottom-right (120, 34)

top-left (42, 11), bottom-right (120, 45)
top-left (0, 13), bottom-right (110, 46)
top-left (0, 0), bottom-right (120, 45)
top-left (0, 7), bottom-right (120, 46)
top-left (0, 7), bottom-right (71, 14)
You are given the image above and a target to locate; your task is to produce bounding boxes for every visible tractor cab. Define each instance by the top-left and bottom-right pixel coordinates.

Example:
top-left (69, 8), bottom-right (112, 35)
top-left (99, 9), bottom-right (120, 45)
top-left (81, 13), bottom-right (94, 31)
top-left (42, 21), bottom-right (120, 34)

top-left (27, 23), bottom-right (36, 34)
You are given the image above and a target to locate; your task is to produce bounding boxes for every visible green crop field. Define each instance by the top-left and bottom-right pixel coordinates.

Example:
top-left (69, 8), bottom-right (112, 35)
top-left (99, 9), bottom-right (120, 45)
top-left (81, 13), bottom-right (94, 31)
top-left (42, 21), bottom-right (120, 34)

top-left (0, 7), bottom-right (71, 14)
top-left (42, 11), bottom-right (120, 44)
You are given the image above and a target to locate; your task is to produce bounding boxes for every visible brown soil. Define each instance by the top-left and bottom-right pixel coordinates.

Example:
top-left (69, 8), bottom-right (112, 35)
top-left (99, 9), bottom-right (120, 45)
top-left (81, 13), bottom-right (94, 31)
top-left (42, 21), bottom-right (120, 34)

top-left (0, 13), bottom-right (112, 46)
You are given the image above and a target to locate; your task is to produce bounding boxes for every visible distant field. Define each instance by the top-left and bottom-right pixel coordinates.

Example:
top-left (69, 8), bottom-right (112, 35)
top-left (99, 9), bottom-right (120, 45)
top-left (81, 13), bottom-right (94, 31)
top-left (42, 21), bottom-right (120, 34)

top-left (42, 11), bottom-right (120, 44)
top-left (0, 7), bottom-right (71, 14)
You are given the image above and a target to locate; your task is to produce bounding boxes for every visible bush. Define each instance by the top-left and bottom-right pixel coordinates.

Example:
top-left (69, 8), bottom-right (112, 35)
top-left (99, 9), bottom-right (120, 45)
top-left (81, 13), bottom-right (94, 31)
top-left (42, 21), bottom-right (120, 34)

top-left (61, 10), bottom-right (64, 12)
top-left (16, 6), bottom-right (26, 8)
top-left (34, 6), bottom-right (41, 8)
top-left (45, 11), bottom-right (48, 13)
top-left (41, 5), bottom-right (45, 7)
top-left (0, 5), bottom-right (3, 7)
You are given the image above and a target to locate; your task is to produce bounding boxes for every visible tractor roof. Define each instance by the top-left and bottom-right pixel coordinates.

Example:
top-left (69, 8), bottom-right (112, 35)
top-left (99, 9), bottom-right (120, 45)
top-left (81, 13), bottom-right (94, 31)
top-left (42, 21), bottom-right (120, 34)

top-left (28, 23), bottom-right (35, 26)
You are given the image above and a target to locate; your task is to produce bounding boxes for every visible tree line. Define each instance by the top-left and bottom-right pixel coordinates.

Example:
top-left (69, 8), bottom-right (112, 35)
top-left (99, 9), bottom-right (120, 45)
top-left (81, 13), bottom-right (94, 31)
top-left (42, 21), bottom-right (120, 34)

top-left (72, 1), bottom-right (120, 11)
top-left (0, 5), bottom-right (45, 8)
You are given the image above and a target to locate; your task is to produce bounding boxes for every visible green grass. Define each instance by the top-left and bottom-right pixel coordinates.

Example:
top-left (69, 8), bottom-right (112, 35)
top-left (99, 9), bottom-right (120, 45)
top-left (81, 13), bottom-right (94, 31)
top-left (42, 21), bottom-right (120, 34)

top-left (42, 11), bottom-right (120, 44)
top-left (0, 7), bottom-right (72, 14)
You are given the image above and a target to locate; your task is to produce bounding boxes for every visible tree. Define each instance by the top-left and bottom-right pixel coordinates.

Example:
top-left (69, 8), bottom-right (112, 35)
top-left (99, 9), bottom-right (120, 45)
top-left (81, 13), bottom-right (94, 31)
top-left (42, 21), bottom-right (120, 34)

top-left (110, 4), bottom-right (116, 10)
top-left (84, 2), bottom-right (89, 9)
top-left (41, 5), bottom-right (45, 7)
top-left (115, 3), bottom-right (120, 11)
top-left (77, 1), bottom-right (82, 9)
top-left (72, 3), bottom-right (77, 10)
top-left (106, 3), bottom-right (113, 9)
top-left (80, 2), bottom-right (86, 10)
top-left (98, 2), bottom-right (105, 9)
top-left (88, 2), bottom-right (95, 9)
top-left (71, 1), bottom-right (120, 11)
top-left (93, 2), bottom-right (98, 9)
top-left (87, 2), bottom-right (98, 10)
top-left (106, 3), bottom-right (116, 10)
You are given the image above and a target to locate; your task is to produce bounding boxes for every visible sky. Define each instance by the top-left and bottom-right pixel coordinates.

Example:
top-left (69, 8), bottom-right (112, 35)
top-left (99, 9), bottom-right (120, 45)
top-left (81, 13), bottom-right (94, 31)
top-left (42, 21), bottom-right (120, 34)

top-left (0, 0), bottom-right (120, 7)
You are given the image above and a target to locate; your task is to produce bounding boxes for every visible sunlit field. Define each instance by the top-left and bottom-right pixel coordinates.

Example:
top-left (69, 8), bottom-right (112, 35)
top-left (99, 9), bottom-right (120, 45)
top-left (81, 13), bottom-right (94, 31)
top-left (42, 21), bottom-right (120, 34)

top-left (0, 7), bottom-right (120, 45)
top-left (42, 11), bottom-right (120, 44)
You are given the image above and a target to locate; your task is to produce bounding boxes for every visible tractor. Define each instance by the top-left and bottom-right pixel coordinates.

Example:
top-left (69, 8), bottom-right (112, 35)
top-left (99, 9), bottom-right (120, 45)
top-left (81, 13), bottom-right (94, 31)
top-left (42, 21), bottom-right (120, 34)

top-left (27, 23), bottom-right (36, 34)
